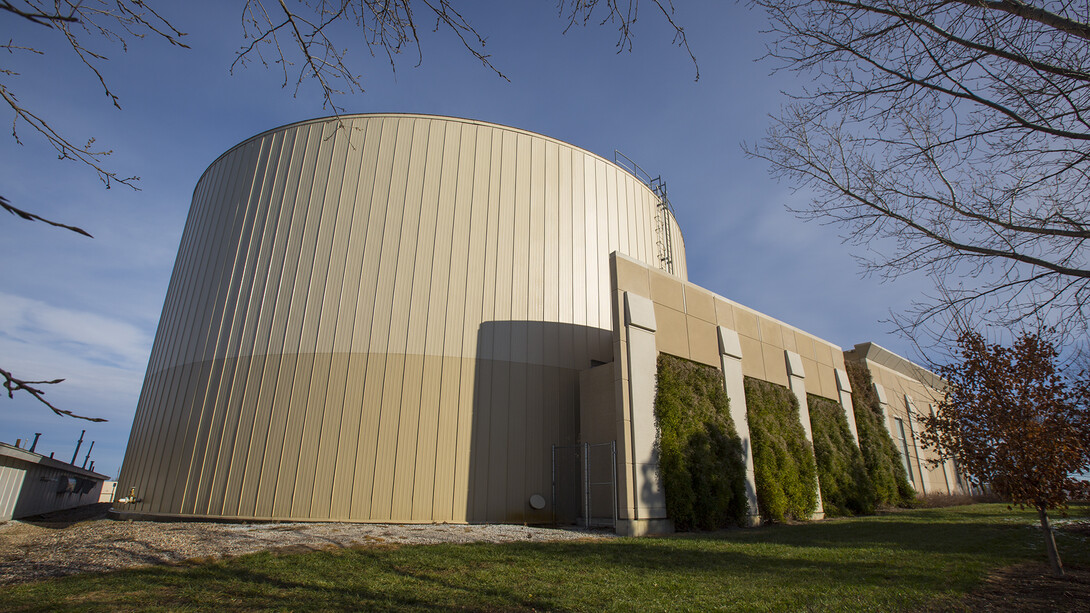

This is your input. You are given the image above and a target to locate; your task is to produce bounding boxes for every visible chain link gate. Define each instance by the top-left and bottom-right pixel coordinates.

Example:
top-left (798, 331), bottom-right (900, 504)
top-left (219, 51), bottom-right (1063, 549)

top-left (551, 441), bottom-right (617, 529)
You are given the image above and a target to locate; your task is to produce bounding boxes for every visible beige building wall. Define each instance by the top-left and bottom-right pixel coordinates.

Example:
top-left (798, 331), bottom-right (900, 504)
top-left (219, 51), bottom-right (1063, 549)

top-left (606, 253), bottom-right (850, 532)
top-left (611, 254), bottom-right (847, 399)
top-left (117, 114), bottom-right (686, 523)
top-left (844, 343), bottom-right (963, 495)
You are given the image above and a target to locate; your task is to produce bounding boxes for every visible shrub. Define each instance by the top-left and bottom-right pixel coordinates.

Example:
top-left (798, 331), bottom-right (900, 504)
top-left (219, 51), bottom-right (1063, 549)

top-left (845, 362), bottom-right (915, 507)
top-left (654, 354), bottom-right (748, 530)
top-left (744, 377), bottom-right (818, 522)
top-left (808, 393), bottom-right (876, 516)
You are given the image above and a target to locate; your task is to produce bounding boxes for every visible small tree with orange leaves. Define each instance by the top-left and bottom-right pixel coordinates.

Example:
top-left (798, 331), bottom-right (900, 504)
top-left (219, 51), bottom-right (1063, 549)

top-left (921, 331), bottom-right (1090, 578)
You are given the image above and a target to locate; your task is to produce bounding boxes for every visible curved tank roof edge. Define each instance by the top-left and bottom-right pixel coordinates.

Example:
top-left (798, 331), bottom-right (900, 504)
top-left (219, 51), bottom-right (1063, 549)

top-left (194, 112), bottom-right (666, 205)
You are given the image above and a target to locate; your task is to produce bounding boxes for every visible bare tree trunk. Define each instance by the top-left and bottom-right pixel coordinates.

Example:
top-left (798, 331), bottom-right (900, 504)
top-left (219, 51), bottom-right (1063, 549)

top-left (1037, 505), bottom-right (1064, 578)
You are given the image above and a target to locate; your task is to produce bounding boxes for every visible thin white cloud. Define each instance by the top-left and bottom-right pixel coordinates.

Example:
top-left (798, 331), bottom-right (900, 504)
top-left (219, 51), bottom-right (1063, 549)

top-left (0, 291), bottom-right (152, 371)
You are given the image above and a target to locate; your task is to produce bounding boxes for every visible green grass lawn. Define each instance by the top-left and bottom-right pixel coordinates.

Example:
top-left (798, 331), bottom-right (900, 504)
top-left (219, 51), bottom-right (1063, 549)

top-left (3, 503), bottom-right (1087, 612)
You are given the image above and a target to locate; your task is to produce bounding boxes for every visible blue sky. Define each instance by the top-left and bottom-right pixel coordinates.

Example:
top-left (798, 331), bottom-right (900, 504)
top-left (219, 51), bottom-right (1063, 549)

top-left (0, 2), bottom-right (931, 478)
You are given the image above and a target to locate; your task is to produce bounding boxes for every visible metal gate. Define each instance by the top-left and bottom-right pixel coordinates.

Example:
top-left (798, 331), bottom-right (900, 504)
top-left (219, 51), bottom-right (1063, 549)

top-left (551, 441), bottom-right (617, 529)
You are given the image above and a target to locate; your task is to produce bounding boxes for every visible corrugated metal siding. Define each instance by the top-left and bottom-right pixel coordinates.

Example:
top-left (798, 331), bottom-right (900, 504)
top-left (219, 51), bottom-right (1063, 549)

top-left (118, 114), bottom-right (688, 522)
top-left (0, 455), bottom-right (104, 520)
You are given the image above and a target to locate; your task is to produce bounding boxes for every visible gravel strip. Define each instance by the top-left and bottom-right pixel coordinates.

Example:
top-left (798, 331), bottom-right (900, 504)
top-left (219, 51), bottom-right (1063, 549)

top-left (0, 504), bottom-right (614, 585)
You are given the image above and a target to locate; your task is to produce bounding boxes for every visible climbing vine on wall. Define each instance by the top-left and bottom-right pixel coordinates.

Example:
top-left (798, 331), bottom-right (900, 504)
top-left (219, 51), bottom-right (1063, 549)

top-left (743, 377), bottom-right (818, 522)
top-left (808, 393), bottom-right (876, 516)
top-left (845, 361), bottom-right (915, 507)
top-left (653, 354), bottom-right (748, 530)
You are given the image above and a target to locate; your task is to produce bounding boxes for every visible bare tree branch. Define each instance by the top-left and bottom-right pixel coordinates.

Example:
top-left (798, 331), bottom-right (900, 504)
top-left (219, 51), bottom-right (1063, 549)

top-left (749, 0), bottom-right (1090, 342)
top-left (1, 1), bottom-right (188, 190)
top-left (1, 367), bottom-right (106, 421)
top-left (1, 195), bottom-right (92, 236)
top-left (234, 0), bottom-right (698, 112)
top-left (0, 1), bottom-right (78, 26)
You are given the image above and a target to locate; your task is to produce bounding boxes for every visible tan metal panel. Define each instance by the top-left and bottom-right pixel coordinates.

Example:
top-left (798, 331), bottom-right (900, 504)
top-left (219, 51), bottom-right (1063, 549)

top-left (338, 120), bottom-right (389, 517)
top-left (526, 363), bottom-right (549, 524)
top-left (493, 129), bottom-right (517, 352)
top-left (570, 149), bottom-right (588, 391)
top-left (254, 125), bottom-right (311, 358)
top-left (368, 118), bottom-right (409, 355)
top-left (432, 355), bottom-right (462, 520)
top-left (121, 114), bottom-right (686, 524)
top-left (408, 119), bottom-right (445, 356)
top-left (486, 359), bottom-right (510, 521)
top-left (558, 146), bottom-right (575, 328)
top-left (392, 351), bottom-right (425, 520)
top-left (133, 155), bottom-right (228, 511)
top-left (595, 160), bottom-right (611, 330)
top-left (327, 122), bottom-right (371, 519)
top-left (426, 121), bottom-right (460, 356)
top-left (249, 125), bottom-right (320, 516)
top-left (510, 134), bottom-right (531, 364)
top-left (543, 141), bottom-right (560, 324)
top-left (301, 126), bottom-right (356, 518)
top-left (385, 119), bottom-right (431, 519)
top-left (411, 354), bottom-right (442, 520)
top-left (366, 118), bottom-right (415, 518)
top-left (249, 124), bottom-right (328, 517)
top-left (349, 353), bottom-right (385, 519)
top-left (221, 133), bottom-right (293, 516)
top-left (408, 122), bottom-right (457, 520)
top-left (437, 126), bottom-right (476, 521)
top-left (456, 125), bottom-right (486, 357)
top-left (605, 164), bottom-right (620, 268)
top-left (506, 361), bottom-right (528, 519)
top-left (640, 187), bottom-right (654, 265)
top-left (190, 134), bottom-right (289, 513)
top-left (272, 351), bottom-right (314, 517)
top-left (528, 136), bottom-right (546, 327)
top-left (177, 138), bottom-right (276, 514)
top-left (296, 124), bottom-right (350, 516)
top-left (372, 351), bottom-right (406, 518)
top-left (511, 133), bottom-right (531, 330)
top-left (390, 120), bottom-right (446, 520)
top-left (350, 119), bottom-right (389, 355)
top-left (541, 362), bottom-right (560, 478)
top-left (386, 118), bottom-right (427, 356)
top-left (254, 352), bottom-right (297, 517)
top-left (451, 356), bottom-right (476, 522)
top-left (254, 125), bottom-right (334, 517)
top-left (332, 352), bottom-right (367, 519)
top-left (145, 149), bottom-right (246, 513)
top-left (476, 127), bottom-right (502, 350)
top-left (583, 156), bottom-right (599, 330)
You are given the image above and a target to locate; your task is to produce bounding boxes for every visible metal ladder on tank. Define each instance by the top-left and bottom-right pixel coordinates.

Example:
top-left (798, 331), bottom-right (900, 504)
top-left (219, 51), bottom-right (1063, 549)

top-left (614, 150), bottom-right (676, 276)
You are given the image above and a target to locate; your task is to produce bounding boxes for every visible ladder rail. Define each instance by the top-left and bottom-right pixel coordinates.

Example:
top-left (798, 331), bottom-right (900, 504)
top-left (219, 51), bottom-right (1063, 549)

top-left (615, 150), bottom-right (676, 275)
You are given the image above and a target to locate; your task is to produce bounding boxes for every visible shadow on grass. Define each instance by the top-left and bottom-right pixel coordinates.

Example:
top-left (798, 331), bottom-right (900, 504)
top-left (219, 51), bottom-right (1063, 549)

top-left (0, 537), bottom-right (1004, 612)
top-left (4, 504), bottom-right (1088, 612)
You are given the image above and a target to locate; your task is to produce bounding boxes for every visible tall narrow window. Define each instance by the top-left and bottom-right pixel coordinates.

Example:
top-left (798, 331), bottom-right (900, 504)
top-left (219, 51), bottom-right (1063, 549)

top-left (895, 417), bottom-right (914, 484)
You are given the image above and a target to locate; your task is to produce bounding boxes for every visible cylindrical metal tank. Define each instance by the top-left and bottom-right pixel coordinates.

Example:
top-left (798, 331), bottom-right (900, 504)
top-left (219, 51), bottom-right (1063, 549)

top-left (117, 114), bottom-right (686, 523)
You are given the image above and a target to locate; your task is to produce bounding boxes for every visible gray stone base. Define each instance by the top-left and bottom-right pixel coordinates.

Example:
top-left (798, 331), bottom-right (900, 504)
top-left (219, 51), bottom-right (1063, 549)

top-left (615, 518), bottom-right (675, 536)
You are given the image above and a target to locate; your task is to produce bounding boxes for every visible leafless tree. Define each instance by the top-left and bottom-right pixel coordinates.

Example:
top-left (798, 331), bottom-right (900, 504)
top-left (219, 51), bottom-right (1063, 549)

top-left (233, 0), bottom-right (696, 111)
top-left (2, 1), bottom-right (188, 189)
top-left (2, 1), bottom-right (695, 419)
top-left (4, 0), bottom-right (695, 194)
top-left (747, 0), bottom-right (1090, 344)
top-left (1, 367), bottom-right (105, 421)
